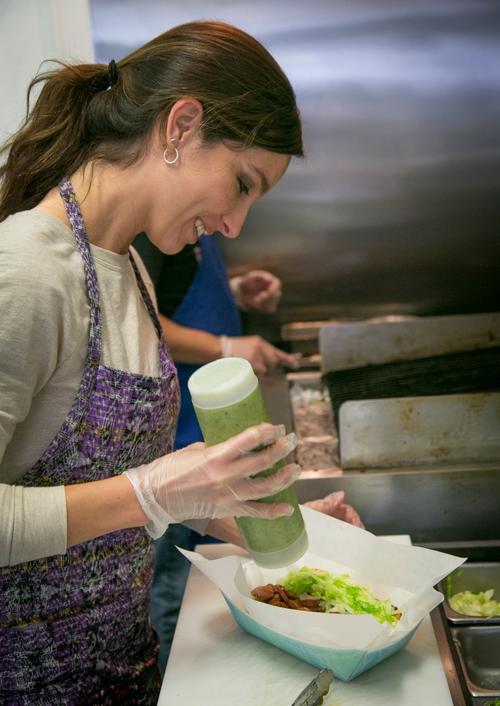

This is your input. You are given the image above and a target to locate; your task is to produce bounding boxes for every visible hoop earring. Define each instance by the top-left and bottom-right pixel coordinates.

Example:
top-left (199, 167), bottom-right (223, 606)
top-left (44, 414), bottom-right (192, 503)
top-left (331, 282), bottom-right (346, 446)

top-left (163, 145), bottom-right (179, 165)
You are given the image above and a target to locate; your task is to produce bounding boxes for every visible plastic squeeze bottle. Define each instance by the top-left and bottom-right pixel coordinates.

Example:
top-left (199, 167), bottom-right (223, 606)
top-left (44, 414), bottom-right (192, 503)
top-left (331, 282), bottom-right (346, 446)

top-left (188, 357), bottom-right (308, 568)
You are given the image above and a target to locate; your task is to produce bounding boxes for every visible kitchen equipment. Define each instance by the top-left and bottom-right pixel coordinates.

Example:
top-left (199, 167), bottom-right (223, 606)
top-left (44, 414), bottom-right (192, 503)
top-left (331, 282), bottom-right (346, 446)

top-left (324, 346), bottom-right (500, 428)
top-left (281, 321), bottom-right (330, 355)
top-left (451, 626), bottom-right (500, 704)
top-left (188, 357), bottom-right (307, 568)
top-left (318, 313), bottom-right (500, 470)
top-left (439, 562), bottom-right (500, 626)
top-left (290, 668), bottom-right (333, 706)
top-left (338, 392), bottom-right (500, 469)
top-left (319, 313), bottom-right (500, 374)
top-left (433, 562), bottom-right (500, 705)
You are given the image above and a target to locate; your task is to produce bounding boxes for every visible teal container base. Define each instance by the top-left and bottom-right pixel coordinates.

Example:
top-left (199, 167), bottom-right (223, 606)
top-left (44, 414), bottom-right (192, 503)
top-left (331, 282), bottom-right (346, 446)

top-left (247, 528), bottom-right (308, 568)
top-left (225, 598), bottom-right (418, 682)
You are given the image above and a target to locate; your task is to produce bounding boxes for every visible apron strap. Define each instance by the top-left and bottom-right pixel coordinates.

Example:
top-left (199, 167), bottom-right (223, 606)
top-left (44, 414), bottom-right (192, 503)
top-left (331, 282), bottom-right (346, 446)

top-left (59, 176), bottom-right (102, 367)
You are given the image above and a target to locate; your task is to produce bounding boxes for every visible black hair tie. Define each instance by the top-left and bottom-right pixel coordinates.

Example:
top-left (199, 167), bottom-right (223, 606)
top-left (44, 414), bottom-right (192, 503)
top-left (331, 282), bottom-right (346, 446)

top-left (88, 60), bottom-right (119, 94)
top-left (107, 59), bottom-right (118, 88)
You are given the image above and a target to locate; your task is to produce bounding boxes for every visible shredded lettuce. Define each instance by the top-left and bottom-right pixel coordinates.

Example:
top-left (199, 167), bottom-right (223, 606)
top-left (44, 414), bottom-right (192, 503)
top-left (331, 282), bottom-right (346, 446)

top-left (282, 566), bottom-right (401, 627)
top-left (449, 589), bottom-right (500, 617)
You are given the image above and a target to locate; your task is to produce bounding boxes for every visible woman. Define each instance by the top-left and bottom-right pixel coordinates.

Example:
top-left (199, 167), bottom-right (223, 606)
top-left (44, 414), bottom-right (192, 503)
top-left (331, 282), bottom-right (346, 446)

top-left (0, 21), bottom-right (304, 705)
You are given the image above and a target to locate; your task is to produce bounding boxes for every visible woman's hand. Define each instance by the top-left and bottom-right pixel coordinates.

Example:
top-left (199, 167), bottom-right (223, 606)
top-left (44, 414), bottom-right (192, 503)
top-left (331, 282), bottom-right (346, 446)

top-left (124, 423), bottom-right (300, 538)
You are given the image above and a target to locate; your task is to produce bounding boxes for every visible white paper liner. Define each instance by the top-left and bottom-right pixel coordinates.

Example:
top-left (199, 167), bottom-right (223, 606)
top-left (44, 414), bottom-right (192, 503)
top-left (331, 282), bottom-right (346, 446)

top-left (180, 506), bottom-right (465, 653)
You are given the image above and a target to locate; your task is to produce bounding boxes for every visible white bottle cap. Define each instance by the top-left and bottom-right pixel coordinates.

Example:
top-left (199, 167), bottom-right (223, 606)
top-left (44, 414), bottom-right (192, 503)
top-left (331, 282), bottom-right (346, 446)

top-left (187, 357), bottom-right (258, 409)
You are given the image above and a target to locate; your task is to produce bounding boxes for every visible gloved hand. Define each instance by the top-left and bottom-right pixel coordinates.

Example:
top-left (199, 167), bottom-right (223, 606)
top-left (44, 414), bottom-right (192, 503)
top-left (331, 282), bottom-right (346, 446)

top-left (124, 423), bottom-right (301, 539)
top-left (230, 270), bottom-right (282, 313)
top-left (305, 491), bottom-right (364, 528)
top-left (220, 334), bottom-right (299, 376)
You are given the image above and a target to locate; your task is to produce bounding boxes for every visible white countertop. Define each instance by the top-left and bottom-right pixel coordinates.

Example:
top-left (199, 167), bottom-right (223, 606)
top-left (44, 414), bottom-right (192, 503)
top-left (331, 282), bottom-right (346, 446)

top-left (158, 542), bottom-right (454, 706)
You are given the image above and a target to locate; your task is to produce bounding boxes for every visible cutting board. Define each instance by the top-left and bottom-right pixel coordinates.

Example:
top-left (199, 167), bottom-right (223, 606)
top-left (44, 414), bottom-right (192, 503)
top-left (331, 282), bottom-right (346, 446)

top-left (158, 541), bottom-right (453, 706)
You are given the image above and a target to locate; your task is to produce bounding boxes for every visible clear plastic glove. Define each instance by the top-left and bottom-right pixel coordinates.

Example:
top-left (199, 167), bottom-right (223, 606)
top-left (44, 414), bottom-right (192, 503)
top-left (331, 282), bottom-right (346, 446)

top-left (305, 491), bottom-right (364, 528)
top-left (230, 270), bottom-right (282, 313)
top-left (124, 423), bottom-right (301, 539)
top-left (220, 334), bottom-right (299, 376)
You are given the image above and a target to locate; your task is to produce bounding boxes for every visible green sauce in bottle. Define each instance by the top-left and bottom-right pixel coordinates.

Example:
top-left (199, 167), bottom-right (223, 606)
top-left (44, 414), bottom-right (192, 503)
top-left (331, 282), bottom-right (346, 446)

top-left (188, 357), bottom-right (308, 568)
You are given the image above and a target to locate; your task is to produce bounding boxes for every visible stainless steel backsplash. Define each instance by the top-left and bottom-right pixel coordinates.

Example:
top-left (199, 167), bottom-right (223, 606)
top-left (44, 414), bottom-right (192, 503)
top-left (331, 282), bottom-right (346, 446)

top-left (224, 1), bottom-right (500, 324)
top-left (92, 0), bottom-right (500, 324)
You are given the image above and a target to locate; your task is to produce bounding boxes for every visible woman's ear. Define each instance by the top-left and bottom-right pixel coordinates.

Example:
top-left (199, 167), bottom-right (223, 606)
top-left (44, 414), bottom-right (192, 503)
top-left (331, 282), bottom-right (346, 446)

top-left (166, 98), bottom-right (203, 145)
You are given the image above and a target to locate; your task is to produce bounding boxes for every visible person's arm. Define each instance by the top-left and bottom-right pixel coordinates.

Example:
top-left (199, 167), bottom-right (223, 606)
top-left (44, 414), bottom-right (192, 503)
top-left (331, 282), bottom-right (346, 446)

top-left (67, 425), bottom-right (298, 548)
top-left (0, 478), bottom-right (150, 567)
top-left (160, 314), bottom-right (222, 364)
top-left (160, 314), bottom-right (297, 374)
top-left (0, 232), bottom-right (155, 567)
top-left (0, 484), bottom-right (69, 566)
top-left (65, 475), bottom-right (149, 548)
top-left (0, 235), bottom-right (72, 566)
top-left (66, 486), bottom-right (363, 563)
top-left (2, 424), bottom-right (298, 566)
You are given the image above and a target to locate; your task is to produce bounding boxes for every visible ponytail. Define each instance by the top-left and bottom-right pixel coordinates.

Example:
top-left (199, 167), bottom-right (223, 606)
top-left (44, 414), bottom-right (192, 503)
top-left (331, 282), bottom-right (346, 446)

top-left (0, 62), bottom-right (121, 220)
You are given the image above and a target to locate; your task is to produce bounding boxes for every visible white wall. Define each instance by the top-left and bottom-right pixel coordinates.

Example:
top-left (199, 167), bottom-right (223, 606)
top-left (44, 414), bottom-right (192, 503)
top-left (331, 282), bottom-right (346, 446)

top-left (0, 0), bottom-right (94, 142)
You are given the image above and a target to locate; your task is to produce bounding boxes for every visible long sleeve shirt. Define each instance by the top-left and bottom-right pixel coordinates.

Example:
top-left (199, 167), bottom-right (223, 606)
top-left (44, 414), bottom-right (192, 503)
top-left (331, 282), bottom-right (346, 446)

top-left (0, 210), bottom-right (159, 565)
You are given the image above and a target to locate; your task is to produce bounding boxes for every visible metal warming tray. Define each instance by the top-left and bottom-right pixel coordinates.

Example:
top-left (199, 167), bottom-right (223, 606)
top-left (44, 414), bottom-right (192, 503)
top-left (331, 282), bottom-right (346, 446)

top-left (317, 313), bottom-right (500, 471)
top-left (439, 562), bottom-right (500, 626)
top-left (451, 626), bottom-right (500, 705)
top-left (287, 371), bottom-right (341, 477)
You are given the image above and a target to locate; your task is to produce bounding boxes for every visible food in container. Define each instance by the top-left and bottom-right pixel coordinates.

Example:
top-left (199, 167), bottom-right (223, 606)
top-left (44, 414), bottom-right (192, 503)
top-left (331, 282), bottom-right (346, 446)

top-left (296, 435), bottom-right (339, 470)
top-left (439, 562), bottom-right (500, 625)
top-left (290, 383), bottom-right (335, 438)
top-left (449, 589), bottom-right (500, 617)
top-left (180, 507), bottom-right (465, 681)
top-left (251, 565), bottom-right (402, 626)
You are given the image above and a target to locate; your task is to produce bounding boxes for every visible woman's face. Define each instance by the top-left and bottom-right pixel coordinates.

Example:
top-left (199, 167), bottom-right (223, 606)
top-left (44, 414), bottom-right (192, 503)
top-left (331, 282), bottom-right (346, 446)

top-left (143, 135), bottom-right (290, 254)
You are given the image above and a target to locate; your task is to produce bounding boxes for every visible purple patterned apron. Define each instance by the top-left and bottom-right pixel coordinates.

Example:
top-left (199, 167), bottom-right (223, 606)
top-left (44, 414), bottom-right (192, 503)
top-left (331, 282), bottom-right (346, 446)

top-left (0, 177), bottom-right (179, 705)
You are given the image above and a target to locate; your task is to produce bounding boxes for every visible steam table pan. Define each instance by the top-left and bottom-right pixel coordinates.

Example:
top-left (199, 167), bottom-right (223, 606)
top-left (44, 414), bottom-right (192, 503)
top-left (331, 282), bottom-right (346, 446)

top-left (438, 562), bottom-right (500, 626)
top-left (451, 626), bottom-right (500, 705)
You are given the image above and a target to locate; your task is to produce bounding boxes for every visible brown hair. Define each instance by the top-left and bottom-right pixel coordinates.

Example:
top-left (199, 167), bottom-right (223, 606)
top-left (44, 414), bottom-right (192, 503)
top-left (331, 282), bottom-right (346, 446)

top-left (0, 21), bottom-right (303, 221)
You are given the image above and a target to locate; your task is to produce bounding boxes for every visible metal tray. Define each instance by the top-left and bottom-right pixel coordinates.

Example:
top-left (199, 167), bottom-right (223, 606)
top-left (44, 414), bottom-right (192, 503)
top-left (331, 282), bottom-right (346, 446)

top-left (451, 626), bottom-right (500, 704)
top-left (438, 562), bottom-right (500, 625)
top-left (287, 372), bottom-right (341, 475)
